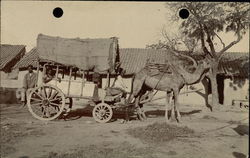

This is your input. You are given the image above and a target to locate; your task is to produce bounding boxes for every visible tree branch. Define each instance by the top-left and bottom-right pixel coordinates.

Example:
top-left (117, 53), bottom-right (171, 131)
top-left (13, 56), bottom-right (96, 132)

top-left (161, 28), bottom-right (176, 50)
top-left (203, 25), bottom-right (216, 55)
top-left (214, 32), bottom-right (225, 49)
top-left (199, 23), bottom-right (213, 58)
top-left (218, 21), bottom-right (243, 58)
top-left (190, 6), bottom-right (214, 58)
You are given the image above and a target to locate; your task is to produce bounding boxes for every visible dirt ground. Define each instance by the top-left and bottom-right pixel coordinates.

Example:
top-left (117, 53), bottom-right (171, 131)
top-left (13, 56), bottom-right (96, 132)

top-left (0, 100), bottom-right (249, 158)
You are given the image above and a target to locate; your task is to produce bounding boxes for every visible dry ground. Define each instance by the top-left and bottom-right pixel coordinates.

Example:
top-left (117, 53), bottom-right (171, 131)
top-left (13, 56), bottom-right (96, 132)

top-left (0, 100), bottom-right (248, 158)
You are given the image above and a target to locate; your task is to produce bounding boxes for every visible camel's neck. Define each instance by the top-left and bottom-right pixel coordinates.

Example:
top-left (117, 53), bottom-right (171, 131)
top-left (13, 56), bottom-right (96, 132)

top-left (179, 65), bottom-right (207, 84)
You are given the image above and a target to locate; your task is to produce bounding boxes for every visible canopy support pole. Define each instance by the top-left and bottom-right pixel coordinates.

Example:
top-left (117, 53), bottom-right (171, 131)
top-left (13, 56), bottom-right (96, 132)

top-left (35, 60), bottom-right (39, 87)
top-left (80, 70), bottom-right (85, 96)
top-left (67, 67), bottom-right (72, 96)
top-left (101, 72), bottom-right (110, 103)
top-left (105, 72), bottom-right (110, 88)
top-left (55, 65), bottom-right (59, 86)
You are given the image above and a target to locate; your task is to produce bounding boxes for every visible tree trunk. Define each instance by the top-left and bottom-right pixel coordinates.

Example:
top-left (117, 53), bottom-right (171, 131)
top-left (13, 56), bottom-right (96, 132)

top-left (208, 62), bottom-right (220, 108)
top-left (201, 77), bottom-right (211, 109)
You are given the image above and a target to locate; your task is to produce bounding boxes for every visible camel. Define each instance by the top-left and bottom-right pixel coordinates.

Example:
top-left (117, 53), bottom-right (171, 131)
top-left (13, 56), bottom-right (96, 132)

top-left (130, 53), bottom-right (211, 123)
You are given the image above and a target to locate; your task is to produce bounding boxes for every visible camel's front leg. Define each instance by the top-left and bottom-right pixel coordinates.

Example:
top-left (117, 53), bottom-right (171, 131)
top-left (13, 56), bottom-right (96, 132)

top-left (140, 105), bottom-right (147, 120)
top-left (165, 92), bottom-right (171, 123)
top-left (173, 89), bottom-right (181, 123)
top-left (169, 92), bottom-right (175, 121)
top-left (135, 96), bottom-right (144, 121)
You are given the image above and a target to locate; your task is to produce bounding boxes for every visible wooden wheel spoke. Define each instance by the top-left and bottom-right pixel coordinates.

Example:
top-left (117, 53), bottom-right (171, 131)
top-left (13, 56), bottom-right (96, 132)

top-left (47, 106), bottom-right (57, 114)
top-left (50, 102), bottom-right (61, 107)
top-left (27, 85), bottom-right (65, 121)
top-left (92, 103), bottom-right (113, 123)
top-left (49, 90), bottom-right (56, 100)
top-left (31, 102), bottom-right (43, 107)
top-left (43, 87), bottom-right (48, 98)
top-left (50, 91), bottom-right (59, 100)
top-left (42, 107), bottom-right (50, 118)
top-left (47, 87), bottom-right (52, 99)
top-left (33, 91), bottom-right (44, 100)
top-left (49, 97), bottom-right (62, 102)
top-left (30, 97), bottom-right (42, 102)
top-left (30, 106), bottom-right (43, 117)
top-left (39, 88), bottom-right (45, 98)
top-left (33, 107), bottom-right (43, 115)
top-left (42, 107), bottom-right (46, 117)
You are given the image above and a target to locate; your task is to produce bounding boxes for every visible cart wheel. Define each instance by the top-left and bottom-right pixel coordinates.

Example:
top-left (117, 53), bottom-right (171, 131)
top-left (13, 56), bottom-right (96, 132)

top-left (27, 85), bottom-right (65, 121)
top-left (92, 103), bottom-right (113, 123)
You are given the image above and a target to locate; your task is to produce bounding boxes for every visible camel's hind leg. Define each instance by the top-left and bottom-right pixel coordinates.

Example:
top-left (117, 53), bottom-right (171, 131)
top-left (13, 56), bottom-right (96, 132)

top-left (140, 104), bottom-right (147, 120)
top-left (132, 78), bottom-right (145, 121)
top-left (173, 89), bottom-right (181, 123)
top-left (169, 92), bottom-right (176, 121)
top-left (165, 92), bottom-right (172, 123)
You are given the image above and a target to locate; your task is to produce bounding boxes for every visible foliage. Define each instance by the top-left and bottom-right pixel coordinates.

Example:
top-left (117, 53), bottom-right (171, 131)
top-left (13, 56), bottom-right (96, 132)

top-left (166, 2), bottom-right (250, 57)
top-left (148, 2), bottom-right (249, 57)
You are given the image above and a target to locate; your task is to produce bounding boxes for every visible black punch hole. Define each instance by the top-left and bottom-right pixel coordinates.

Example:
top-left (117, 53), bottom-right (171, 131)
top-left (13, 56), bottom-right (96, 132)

top-left (53, 7), bottom-right (63, 18)
top-left (179, 8), bottom-right (189, 19)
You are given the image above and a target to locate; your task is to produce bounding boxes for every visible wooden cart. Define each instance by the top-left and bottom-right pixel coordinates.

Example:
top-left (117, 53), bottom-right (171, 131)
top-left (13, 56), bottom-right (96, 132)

top-left (27, 34), bottom-right (122, 123)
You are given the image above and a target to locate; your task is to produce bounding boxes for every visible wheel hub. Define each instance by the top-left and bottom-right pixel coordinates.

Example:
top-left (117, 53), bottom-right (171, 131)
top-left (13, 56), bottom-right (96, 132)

top-left (42, 99), bottom-right (50, 106)
top-left (99, 109), bottom-right (106, 116)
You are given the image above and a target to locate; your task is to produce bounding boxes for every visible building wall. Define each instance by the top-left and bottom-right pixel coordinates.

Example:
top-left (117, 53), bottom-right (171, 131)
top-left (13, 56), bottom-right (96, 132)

top-left (223, 78), bottom-right (249, 105)
top-left (0, 69), bottom-right (96, 97)
top-left (0, 71), bottom-right (23, 88)
top-left (0, 70), bottom-right (36, 88)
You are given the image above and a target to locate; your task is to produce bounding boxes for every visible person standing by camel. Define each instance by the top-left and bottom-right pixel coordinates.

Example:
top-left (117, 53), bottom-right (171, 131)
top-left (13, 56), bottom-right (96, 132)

top-left (21, 65), bottom-right (37, 107)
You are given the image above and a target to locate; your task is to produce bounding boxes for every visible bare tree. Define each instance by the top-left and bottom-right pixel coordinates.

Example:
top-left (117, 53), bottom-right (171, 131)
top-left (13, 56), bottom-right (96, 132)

top-left (146, 26), bottom-right (198, 53)
top-left (162, 2), bottom-right (250, 108)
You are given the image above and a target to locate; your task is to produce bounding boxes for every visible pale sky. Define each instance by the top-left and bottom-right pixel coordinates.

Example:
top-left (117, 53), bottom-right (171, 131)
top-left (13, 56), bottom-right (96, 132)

top-left (1, 1), bottom-right (249, 53)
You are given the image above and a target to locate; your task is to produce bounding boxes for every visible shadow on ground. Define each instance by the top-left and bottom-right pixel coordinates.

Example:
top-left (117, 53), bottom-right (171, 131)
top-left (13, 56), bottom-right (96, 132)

top-left (232, 125), bottom-right (249, 136)
top-left (61, 103), bottom-right (202, 121)
top-left (145, 109), bottom-right (202, 118)
top-left (232, 152), bottom-right (247, 158)
top-left (60, 104), bottom-right (136, 121)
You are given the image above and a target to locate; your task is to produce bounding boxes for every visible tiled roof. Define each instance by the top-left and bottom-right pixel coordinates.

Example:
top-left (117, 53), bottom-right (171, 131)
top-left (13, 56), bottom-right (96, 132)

top-left (13, 48), bottom-right (38, 69)
top-left (218, 52), bottom-right (249, 77)
top-left (0, 44), bottom-right (25, 70)
top-left (119, 48), bottom-right (249, 77)
top-left (13, 47), bottom-right (249, 77)
top-left (120, 48), bottom-right (168, 74)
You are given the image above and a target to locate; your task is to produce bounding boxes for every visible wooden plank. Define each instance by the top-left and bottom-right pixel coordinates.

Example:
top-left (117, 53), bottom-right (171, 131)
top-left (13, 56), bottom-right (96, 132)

top-left (42, 64), bottom-right (47, 84)
top-left (35, 61), bottom-right (40, 87)
top-left (67, 67), bottom-right (72, 95)
top-left (80, 70), bottom-right (85, 96)
top-left (55, 65), bottom-right (59, 86)
top-left (65, 95), bottom-right (92, 99)
top-left (59, 79), bottom-right (84, 83)
top-left (105, 72), bottom-right (110, 88)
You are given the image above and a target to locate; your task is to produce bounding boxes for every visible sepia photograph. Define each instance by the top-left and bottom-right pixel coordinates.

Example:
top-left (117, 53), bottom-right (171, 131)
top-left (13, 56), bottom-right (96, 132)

top-left (0, 1), bottom-right (249, 158)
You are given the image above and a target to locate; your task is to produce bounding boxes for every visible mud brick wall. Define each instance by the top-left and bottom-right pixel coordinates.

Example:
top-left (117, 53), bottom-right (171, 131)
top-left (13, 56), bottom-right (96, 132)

top-left (0, 87), bottom-right (19, 104)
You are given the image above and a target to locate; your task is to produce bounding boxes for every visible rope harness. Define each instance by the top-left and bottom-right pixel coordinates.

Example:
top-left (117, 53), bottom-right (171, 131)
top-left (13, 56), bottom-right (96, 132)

top-left (144, 60), bottom-right (185, 102)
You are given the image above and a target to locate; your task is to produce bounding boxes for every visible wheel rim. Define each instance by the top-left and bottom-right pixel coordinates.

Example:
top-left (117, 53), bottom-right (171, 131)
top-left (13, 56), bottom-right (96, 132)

top-left (27, 85), bottom-right (65, 121)
top-left (92, 103), bottom-right (113, 123)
